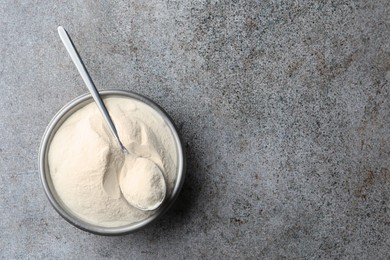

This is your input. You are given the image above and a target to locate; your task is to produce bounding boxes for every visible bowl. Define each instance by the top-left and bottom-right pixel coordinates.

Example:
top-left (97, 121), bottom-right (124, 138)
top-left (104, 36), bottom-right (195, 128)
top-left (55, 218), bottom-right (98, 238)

top-left (39, 90), bottom-right (186, 235)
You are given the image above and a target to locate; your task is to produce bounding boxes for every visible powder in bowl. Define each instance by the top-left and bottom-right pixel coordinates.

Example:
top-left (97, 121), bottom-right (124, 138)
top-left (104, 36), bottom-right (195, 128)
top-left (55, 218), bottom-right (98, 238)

top-left (47, 96), bottom-right (178, 228)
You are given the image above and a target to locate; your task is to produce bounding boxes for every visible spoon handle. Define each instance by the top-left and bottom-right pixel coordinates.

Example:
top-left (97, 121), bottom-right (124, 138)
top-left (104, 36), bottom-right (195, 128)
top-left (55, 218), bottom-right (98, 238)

top-left (58, 26), bottom-right (126, 151)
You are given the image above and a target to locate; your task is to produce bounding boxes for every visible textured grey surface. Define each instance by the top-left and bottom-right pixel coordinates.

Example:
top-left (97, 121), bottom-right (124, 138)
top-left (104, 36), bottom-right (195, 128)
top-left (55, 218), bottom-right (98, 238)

top-left (1, 0), bottom-right (389, 259)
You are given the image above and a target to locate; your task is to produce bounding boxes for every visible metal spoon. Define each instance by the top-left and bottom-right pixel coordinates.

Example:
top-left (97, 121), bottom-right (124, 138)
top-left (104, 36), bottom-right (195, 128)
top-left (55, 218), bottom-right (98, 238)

top-left (58, 26), bottom-right (127, 153)
top-left (57, 26), bottom-right (166, 211)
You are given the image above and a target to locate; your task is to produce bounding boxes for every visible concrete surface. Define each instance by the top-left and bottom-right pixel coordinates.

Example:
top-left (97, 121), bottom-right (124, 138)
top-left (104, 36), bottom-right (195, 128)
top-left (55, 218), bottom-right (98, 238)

top-left (1, 0), bottom-right (389, 259)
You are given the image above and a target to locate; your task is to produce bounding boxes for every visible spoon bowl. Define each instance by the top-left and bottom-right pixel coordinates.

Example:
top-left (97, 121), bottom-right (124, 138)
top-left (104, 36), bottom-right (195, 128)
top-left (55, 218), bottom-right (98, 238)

top-left (120, 157), bottom-right (167, 211)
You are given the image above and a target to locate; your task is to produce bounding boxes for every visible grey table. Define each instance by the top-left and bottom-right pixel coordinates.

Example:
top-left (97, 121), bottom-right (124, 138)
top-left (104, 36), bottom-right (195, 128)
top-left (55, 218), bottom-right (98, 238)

top-left (1, 1), bottom-right (389, 259)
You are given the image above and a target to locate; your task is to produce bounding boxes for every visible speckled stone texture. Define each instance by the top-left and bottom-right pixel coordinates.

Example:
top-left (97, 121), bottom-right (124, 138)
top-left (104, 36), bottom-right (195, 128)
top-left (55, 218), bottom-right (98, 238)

top-left (1, 0), bottom-right (389, 259)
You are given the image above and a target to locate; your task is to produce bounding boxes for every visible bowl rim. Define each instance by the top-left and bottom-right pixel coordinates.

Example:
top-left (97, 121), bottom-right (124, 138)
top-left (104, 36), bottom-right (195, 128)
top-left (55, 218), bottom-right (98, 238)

top-left (38, 89), bottom-right (186, 235)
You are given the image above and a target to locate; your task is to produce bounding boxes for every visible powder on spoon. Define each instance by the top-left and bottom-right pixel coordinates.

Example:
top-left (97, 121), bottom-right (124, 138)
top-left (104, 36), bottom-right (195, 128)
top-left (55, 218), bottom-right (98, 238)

top-left (120, 157), bottom-right (166, 211)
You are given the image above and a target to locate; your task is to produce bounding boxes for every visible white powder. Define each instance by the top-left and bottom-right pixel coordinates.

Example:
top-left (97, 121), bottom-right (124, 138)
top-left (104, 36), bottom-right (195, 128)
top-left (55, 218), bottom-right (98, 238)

top-left (120, 157), bottom-right (166, 211)
top-left (48, 96), bottom-right (178, 227)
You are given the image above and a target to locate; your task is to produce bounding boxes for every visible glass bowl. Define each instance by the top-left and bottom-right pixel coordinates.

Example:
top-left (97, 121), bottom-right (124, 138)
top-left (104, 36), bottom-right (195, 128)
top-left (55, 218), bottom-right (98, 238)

top-left (39, 90), bottom-right (185, 235)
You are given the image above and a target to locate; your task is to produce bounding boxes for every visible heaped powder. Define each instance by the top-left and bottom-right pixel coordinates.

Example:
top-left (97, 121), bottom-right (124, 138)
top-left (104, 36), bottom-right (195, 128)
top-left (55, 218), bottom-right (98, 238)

top-left (48, 96), bottom-right (178, 227)
top-left (120, 157), bottom-right (166, 211)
